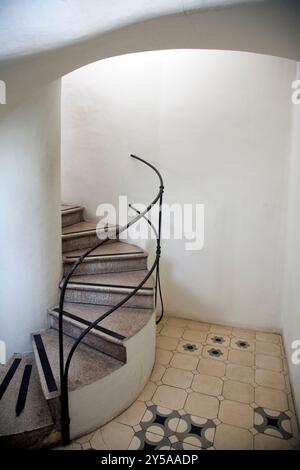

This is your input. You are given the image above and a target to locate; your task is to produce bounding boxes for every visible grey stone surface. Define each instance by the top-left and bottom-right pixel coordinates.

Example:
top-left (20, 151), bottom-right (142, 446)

top-left (0, 353), bottom-right (54, 446)
top-left (61, 206), bottom-right (84, 227)
top-left (65, 241), bottom-right (145, 258)
top-left (64, 256), bottom-right (148, 276)
top-left (68, 270), bottom-right (154, 289)
top-left (33, 329), bottom-right (124, 396)
top-left (61, 270), bottom-right (154, 309)
top-left (64, 286), bottom-right (154, 309)
top-left (48, 303), bottom-right (153, 340)
top-left (62, 225), bottom-right (119, 253)
top-left (63, 241), bottom-right (147, 275)
top-left (62, 221), bottom-right (111, 235)
top-left (50, 314), bottom-right (127, 361)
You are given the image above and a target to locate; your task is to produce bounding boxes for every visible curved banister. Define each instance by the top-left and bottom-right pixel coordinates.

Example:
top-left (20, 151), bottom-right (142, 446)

top-left (58, 154), bottom-right (164, 445)
top-left (129, 204), bottom-right (159, 239)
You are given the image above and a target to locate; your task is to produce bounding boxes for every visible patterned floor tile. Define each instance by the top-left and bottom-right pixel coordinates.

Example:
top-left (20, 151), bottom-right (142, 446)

top-left (129, 430), bottom-right (172, 450)
top-left (230, 337), bottom-right (254, 352)
top-left (175, 414), bottom-right (216, 449)
top-left (152, 385), bottom-right (187, 410)
top-left (68, 317), bottom-right (300, 451)
top-left (255, 386), bottom-right (288, 412)
top-left (162, 367), bottom-right (193, 389)
top-left (202, 344), bottom-right (228, 361)
top-left (206, 333), bottom-right (230, 348)
top-left (255, 341), bottom-right (281, 357)
top-left (171, 352), bottom-right (199, 371)
top-left (197, 358), bottom-right (226, 377)
top-left (129, 405), bottom-right (216, 450)
top-left (177, 341), bottom-right (203, 355)
top-left (161, 326), bottom-right (185, 338)
top-left (183, 330), bottom-right (208, 343)
top-left (254, 407), bottom-right (292, 439)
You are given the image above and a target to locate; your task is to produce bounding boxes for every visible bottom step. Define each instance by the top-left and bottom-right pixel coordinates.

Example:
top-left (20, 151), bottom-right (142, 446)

top-left (0, 354), bottom-right (57, 449)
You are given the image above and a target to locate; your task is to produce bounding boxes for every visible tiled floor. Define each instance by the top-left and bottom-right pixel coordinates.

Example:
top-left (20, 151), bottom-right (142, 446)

top-left (64, 317), bottom-right (300, 450)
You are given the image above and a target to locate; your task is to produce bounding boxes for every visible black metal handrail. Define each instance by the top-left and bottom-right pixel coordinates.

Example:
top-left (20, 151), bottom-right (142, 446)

top-left (58, 154), bottom-right (164, 445)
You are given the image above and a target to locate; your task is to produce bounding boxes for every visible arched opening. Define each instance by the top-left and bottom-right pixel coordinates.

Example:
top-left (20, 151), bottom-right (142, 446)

top-left (61, 48), bottom-right (295, 330)
top-left (0, 1), bottom-right (300, 449)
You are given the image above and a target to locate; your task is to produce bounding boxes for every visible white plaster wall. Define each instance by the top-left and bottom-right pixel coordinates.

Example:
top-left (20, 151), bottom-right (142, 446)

top-left (281, 63), bottom-right (300, 418)
top-left (0, 81), bottom-right (62, 359)
top-left (62, 50), bottom-right (295, 330)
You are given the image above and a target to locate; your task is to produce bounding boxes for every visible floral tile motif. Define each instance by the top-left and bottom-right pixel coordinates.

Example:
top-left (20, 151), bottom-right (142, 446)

top-left (175, 414), bottom-right (216, 449)
top-left (140, 405), bottom-right (180, 437)
top-left (182, 343), bottom-right (198, 352)
top-left (254, 407), bottom-right (292, 440)
top-left (207, 348), bottom-right (223, 358)
top-left (129, 405), bottom-right (216, 450)
top-left (129, 430), bottom-right (172, 450)
top-left (235, 340), bottom-right (250, 349)
top-left (210, 336), bottom-right (226, 345)
top-left (71, 317), bottom-right (300, 451)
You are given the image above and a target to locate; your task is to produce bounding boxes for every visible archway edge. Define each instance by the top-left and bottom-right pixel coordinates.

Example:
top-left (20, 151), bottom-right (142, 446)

top-left (1, 0), bottom-right (300, 118)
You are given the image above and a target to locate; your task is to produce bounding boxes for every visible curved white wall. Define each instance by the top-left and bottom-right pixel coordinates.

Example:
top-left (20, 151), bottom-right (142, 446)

top-left (61, 50), bottom-right (295, 331)
top-left (0, 81), bottom-right (62, 358)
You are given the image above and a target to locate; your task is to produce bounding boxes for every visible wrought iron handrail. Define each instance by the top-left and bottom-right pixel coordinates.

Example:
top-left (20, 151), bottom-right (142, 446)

top-left (58, 154), bottom-right (164, 445)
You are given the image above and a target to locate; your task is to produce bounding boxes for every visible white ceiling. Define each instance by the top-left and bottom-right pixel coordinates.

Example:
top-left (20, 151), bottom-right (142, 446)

top-left (0, 0), bottom-right (264, 61)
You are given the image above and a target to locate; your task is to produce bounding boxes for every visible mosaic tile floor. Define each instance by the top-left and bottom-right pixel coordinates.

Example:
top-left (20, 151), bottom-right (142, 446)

top-left (62, 317), bottom-right (300, 450)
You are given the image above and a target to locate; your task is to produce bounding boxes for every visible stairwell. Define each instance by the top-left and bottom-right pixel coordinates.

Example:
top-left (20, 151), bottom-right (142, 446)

top-left (0, 204), bottom-right (156, 449)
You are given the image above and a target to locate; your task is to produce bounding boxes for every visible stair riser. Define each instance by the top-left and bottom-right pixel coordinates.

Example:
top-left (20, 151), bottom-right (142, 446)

top-left (32, 336), bottom-right (59, 409)
top-left (49, 316), bottom-right (126, 362)
top-left (62, 210), bottom-right (83, 228)
top-left (62, 232), bottom-right (117, 253)
top-left (48, 397), bottom-right (61, 424)
top-left (64, 288), bottom-right (154, 309)
top-left (63, 256), bottom-right (147, 276)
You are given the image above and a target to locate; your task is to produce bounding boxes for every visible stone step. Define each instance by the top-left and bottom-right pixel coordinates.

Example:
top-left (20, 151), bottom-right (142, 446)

top-left (61, 270), bottom-right (155, 309)
top-left (0, 353), bottom-right (56, 449)
top-left (61, 204), bottom-right (84, 228)
top-left (32, 329), bottom-right (124, 422)
top-left (63, 241), bottom-right (148, 275)
top-left (62, 221), bottom-right (118, 253)
top-left (48, 302), bottom-right (153, 360)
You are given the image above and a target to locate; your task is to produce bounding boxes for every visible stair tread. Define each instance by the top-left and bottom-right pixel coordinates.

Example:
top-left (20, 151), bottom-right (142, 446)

top-left (63, 241), bottom-right (146, 261)
top-left (49, 302), bottom-right (153, 340)
top-left (0, 354), bottom-right (53, 438)
top-left (65, 270), bottom-right (154, 290)
top-left (62, 221), bottom-right (116, 237)
top-left (33, 329), bottom-right (124, 400)
top-left (61, 204), bottom-right (83, 214)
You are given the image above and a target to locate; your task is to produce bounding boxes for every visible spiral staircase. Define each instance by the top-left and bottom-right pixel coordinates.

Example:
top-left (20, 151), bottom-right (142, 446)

top-left (0, 201), bottom-right (159, 449)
